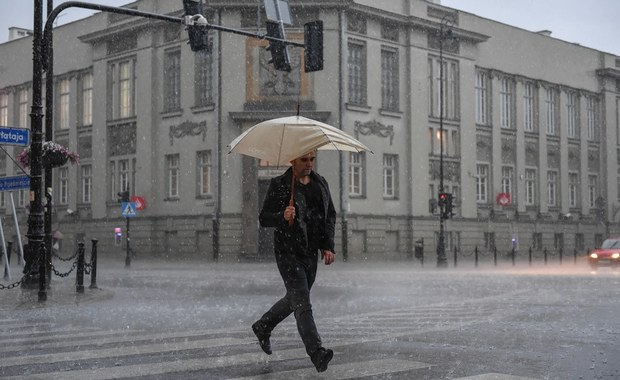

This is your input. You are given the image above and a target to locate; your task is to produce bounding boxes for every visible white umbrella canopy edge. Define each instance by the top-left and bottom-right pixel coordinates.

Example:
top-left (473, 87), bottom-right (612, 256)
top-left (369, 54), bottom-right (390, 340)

top-left (227, 115), bottom-right (373, 166)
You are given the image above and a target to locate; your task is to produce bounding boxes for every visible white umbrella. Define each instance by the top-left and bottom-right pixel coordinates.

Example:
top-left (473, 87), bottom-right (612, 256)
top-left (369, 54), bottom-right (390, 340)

top-left (228, 115), bottom-right (372, 166)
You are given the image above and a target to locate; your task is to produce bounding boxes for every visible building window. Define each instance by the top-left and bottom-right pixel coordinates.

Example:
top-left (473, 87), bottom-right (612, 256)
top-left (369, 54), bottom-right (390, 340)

top-left (349, 152), bottom-right (365, 196)
top-left (523, 82), bottom-right (535, 132)
top-left (381, 48), bottom-right (399, 111)
top-left (81, 73), bottom-right (93, 126)
top-left (501, 166), bottom-right (513, 196)
top-left (166, 154), bottom-right (180, 199)
top-left (545, 87), bottom-right (557, 136)
top-left (475, 70), bottom-right (489, 125)
top-left (547, 170), bottom-right (558, 207)
top-left (586, 96), bottom-right (598, 141)
top-left (525, 168), bottom-right (537, 206)
top-left (532, 232), bottom-right (543, 250)
top-left (197, 150), bottom-right (211, 196)
top-left (110, 159), bottom-right (133, 200)
top-left (108, 58), bottom-right (135, 120)
top-left (59, 167), bottom-right (69, 205)
top-left (484, 232), bottom-right (495, 250)
top-left (348, 41), bottom-right (367, 106)
top-left (476, 163), bottom-right (489, 203)
top-left (163, 49), bottom-right (181, 113)
top-left (81, 164), bottom-right (92, 204)
top-left (0, 93), bottom-right (7, 126)
top-left (429, 56), bottom-right (459, 120)
top-left (195, 52), bottom-right (214, 107)
top-left (383, 154), bottom-right (397, 199)
top-left (18, 88), bottom-right (29, 128)
top-left (500, 77), bottom-right (514, 129)
top-left (575, 233), bottom-right (584, 251)
top-left (58, 78), bottom-right (70, 129)
top-left (18, 189), bottom-right (27, 207)
top-left (568, 172), bottom-right (579, 208)
top-left (588, 174), bottom-right (598, 208)
top-left (566, 92), bottom-right (577, 138)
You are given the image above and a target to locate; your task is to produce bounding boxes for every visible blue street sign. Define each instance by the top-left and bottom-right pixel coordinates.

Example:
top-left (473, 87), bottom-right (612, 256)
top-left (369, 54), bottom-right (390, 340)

top-left (0, 127), bottom-right (30, 146)
top-left (121, 202), bottom-right (137, 218)
top-left (0, 175), bottom-right (30, 191)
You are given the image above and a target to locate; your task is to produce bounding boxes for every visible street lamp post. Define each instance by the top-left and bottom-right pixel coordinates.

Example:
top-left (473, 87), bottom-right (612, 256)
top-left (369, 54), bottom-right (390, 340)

top-left (436, 16), bottom-right (454, 268)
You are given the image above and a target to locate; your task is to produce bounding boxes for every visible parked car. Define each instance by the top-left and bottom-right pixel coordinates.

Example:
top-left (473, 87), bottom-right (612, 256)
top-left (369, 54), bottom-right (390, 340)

top-left (588, 238), bottom-right (620, 269)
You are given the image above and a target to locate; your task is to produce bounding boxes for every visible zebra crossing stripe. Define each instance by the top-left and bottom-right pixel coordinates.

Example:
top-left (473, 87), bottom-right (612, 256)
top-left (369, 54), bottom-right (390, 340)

top-left (1, 336), bottom-right (251, 367)
top-left (229, 358), bottom-right (432, 379)
top-left (455, 374), bottom-right (539, 380)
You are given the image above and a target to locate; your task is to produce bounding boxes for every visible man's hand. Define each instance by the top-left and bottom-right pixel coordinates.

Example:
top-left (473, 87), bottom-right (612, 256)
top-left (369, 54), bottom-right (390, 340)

top-left (284, 206), bottom-right (296, 223)
top-left (321, 250), bottom-right (335, 265)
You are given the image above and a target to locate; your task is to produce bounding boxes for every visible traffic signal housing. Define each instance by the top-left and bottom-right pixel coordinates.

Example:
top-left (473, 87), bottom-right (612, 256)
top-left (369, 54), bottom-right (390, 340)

top-left (117, 190), bottom-right (130, 203)
top-left (438, 192), bottom-right (453, 219)
top-left (304, 20), bottom-right (323, 72)
top-left (265, 21), bottom-right (291, 72)
top-left (183, 0), bottom-right (211, 52)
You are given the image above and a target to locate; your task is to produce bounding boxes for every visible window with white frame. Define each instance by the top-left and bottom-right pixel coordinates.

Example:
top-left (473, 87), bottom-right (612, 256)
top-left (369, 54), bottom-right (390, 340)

top-left (166, 154), bottom-right (180, 199)
top-left (109, 158), bottom-right (133, 200)
top-left (81, 73), bottom-right (93, 126)
top-left (476, 163), bottom-right (489, 203)
top-left (108, 58), bottom-right (135, 120)
top-left (348, 41), bottom-right (367, 105)
top-left (197, 150), bottom-right (212, 196)
top-left (566, 92), bottom-right (577, 138)
top-left (0, 93), bottom-right (7, 126)
top-left (525, 168), bottom-right (537, 206)
top-left (523, 82), bottom-right (535, 132)
top-left (429, 127), bottom-right (459, 157)
top-left (586, 96), bottom-right (597, 141)
top-left (381, 48), bottom-right (399, 111)
top-left (81, 165), bottom-right (92, 204)
top-left (163, 49), bottom-right (181, 113)
top-left (18, 88), bottom-right (29, 128)
top-left (500, 77), bottom-right (514, 129)
top-left (588, 174), bottom-right (598, 208)
top-left (195, 52), bottom-right (214, 107)
top-left (501, 166), bottom-right (513, 196)
top-left (547, 170), bottom-right (558, 207)
top-left (568, 172), bottom-right (579, 208)
top-left (59, 167), bottom-right (69, 205)
top-left (545, 87), bottom-right (557, 135)
top-left (429, 56), bottom-right (459, 120)
top-left (349, 152), bottom-right (364, 196)
top-left (58, 78), bottom-right (70, 130)
top-left (475, 70), bottom-right (489, 125)
top-left (382, 154), bottom-right (397, 198)
top-left (18, 189), bottom-right (27, 207)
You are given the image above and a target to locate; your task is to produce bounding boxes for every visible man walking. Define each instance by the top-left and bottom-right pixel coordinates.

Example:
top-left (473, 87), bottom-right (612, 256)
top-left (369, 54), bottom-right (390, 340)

top-left (252, 150), bottom-right (336, 372)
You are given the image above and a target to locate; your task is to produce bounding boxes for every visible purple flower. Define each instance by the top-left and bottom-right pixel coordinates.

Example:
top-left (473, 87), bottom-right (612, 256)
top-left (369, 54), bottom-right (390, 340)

top-left (17, 141), bottom-right (80, 168)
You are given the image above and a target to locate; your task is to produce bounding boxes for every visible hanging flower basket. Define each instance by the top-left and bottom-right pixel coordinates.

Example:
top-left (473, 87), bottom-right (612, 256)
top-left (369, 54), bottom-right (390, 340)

top-left (17, 141), bottom-right (80, 169)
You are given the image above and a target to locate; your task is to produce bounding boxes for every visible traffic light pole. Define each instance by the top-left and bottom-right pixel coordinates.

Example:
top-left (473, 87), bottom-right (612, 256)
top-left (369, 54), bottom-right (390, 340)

top-left (436, 18), bottom-right (449, 268)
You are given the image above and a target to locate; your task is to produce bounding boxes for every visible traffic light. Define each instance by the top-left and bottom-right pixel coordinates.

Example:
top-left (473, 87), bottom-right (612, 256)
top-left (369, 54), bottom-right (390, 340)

top-left (183, 0), bottom-right (211, 52)
top-left (117, 190), bottom-right (130, 203)
top-left (438, 192), bottom-right (453, 219)
top-left (265, 20), bottom-right (291, 72)
top-left (304, 20), bottom-right (323, 72)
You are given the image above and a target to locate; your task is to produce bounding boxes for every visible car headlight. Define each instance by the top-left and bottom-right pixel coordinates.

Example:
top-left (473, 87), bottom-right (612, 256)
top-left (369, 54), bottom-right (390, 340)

top-left (590, 253), bottom-right (598, 259)
top-left (612, 253), bottom-right (620, 259)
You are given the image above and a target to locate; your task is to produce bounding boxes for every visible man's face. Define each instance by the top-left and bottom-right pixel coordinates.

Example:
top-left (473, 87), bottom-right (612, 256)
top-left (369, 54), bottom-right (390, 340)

top-left (291, 151), bottom-right (316, 178)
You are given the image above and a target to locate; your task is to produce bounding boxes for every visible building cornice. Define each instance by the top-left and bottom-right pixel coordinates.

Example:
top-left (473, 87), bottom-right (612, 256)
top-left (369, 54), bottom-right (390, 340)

top-left (596, 67), bottom-right (620, 80)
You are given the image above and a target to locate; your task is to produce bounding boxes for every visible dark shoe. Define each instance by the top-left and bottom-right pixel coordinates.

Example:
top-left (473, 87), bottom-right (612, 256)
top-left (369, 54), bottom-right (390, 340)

top-left (252, 322), bottom-right (272, 355)
top-left (311, 348), bottom-right (333, 373)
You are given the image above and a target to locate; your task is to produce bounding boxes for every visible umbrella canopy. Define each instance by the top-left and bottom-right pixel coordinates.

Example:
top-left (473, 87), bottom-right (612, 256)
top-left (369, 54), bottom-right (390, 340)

top-left (228, 116), bottom-right (372, 166)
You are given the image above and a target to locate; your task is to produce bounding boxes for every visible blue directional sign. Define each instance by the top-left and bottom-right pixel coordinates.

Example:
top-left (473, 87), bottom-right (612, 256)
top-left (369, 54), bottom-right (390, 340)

top-left (0, 175), bottom-right (30, 191)
top-left (0, 127), bottom-right (30, 146)
top-left (121, 202), bottom-right (137, 218)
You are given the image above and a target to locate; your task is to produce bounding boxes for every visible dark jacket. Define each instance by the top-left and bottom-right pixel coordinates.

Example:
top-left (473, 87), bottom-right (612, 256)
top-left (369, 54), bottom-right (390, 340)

top-left (259, 168), bottom-right (336, 257)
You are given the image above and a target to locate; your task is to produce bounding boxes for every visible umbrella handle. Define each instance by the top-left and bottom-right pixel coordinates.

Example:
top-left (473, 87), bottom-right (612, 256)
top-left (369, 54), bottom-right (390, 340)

top-left (288, 173), bottom-right (295, 226)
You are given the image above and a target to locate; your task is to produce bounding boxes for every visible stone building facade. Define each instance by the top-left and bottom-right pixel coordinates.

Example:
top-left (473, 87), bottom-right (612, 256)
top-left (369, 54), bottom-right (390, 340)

top-left (0, 0), bottom-right (619, 261)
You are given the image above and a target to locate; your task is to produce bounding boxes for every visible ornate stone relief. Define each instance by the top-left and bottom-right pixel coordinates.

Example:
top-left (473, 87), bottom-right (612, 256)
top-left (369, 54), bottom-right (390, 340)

top-left (568, 147), bottom-right (580, 170)
top-left (476, 135), bottom-right (491, 161)
top-left (501, 138), bottom-right (515, 164)
top-left (354, 120), bottom-right (394, 145)
top-left (169, 120), bottom-right (207, 146)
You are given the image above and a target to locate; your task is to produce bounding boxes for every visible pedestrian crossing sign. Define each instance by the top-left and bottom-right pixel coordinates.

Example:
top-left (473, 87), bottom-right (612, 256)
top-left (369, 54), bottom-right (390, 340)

top-left (121, 202), bottom-right (137, 218)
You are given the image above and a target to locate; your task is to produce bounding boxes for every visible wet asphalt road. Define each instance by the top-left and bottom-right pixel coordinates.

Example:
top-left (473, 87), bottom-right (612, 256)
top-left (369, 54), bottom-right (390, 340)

top-left (1, 256), bottom-right (619, 379)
